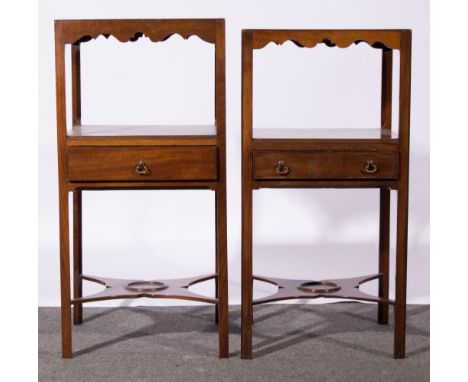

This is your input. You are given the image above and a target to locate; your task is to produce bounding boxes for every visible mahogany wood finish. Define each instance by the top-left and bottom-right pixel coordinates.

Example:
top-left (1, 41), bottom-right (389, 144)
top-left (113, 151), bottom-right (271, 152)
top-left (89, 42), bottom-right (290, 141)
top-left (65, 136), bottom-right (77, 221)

top-left (378, 48), bottom-right (393, 326)
top-left (253, 150), bottom-right (398, 180)
top-left (241, 29), bottom-right (411, 359)
top-left (72, 191), bottom-right (82, 325)
top-left (68, 124), bottom-right (217, 147)
top-left (55, 19), bottom-right (228, 358)
top-left (74, 274), bottom-right (219, 304)
top-left (67, 146), bottom-right (218, 182)
top-left (252, 274), bottom-right (394, 305)
top-left (253, 127), bottom-right (398, 140)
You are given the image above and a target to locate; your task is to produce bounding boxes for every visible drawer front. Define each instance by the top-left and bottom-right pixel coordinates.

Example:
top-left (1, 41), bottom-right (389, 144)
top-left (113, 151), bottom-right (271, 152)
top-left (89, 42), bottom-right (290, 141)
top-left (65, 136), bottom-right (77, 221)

top-left (253, 151), bottom-right (398, 180)
top-left (68, 146), bottom-right (218, 182)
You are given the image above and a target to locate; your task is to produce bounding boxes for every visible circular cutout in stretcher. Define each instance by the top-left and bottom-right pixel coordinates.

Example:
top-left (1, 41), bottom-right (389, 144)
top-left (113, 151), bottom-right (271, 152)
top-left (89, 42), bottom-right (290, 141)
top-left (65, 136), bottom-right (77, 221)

top-left (297, 281), bottom-right (341, 294)
top-left (125, 281), bottom-right (168, 293)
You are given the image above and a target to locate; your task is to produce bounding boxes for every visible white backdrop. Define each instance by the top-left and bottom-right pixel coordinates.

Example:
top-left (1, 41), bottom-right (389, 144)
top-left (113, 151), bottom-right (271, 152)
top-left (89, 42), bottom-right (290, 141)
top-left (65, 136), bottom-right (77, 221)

top-left (38, 0), bottom-right (429, 307)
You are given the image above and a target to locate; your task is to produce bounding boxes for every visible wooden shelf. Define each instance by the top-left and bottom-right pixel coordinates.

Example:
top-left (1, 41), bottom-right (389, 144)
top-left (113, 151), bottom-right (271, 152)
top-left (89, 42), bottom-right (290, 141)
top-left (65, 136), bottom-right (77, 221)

top-left (252, 127), bottom-right (397, 140)
top-left (70, 124), bottom-right (217, 137)
top-left (67, 124), bottom-right (217, 146)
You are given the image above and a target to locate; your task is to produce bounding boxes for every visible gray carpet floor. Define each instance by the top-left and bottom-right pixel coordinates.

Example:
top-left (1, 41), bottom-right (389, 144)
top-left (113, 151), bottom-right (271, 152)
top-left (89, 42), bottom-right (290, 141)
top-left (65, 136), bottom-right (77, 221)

top-left (39, 303), bottom-right (429, 381)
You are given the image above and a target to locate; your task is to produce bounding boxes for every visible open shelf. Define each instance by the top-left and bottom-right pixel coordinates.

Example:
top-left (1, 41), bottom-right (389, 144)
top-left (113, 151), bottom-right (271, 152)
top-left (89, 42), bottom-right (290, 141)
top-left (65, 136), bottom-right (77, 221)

top-left (253, 127), bottom-right (397, 140)
top-left (67, 124), bottom-right (217, 146)
top-left (70, 124), bottom-right (217, 137)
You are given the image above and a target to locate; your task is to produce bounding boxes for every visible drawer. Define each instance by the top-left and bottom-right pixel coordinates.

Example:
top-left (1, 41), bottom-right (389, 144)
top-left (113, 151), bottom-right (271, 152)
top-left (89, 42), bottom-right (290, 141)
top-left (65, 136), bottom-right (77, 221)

top-left (67, 146), bottom-right (218, 182)
top-left (253, 150), bottom-right (398, 180)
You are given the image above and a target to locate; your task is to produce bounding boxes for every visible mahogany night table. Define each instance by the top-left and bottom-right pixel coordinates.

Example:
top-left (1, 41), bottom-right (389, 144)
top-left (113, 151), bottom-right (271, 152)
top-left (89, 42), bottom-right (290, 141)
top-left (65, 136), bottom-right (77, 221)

top-left (240, 29), bottom-right (412, 359)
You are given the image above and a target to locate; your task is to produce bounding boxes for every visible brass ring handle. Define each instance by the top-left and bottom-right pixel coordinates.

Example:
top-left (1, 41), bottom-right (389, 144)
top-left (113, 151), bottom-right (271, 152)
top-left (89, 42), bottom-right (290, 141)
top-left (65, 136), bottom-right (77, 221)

top-left (275, 160), bottom-right (291, 176)
top-left (135, 159), bottom-right (151, 176)
top-left (363, 160), bottom-right (378, 174)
